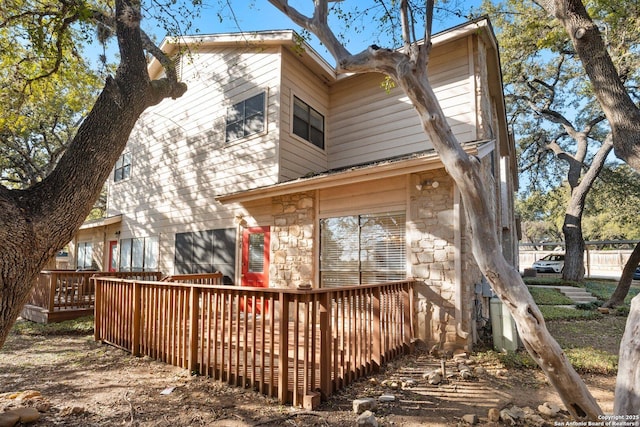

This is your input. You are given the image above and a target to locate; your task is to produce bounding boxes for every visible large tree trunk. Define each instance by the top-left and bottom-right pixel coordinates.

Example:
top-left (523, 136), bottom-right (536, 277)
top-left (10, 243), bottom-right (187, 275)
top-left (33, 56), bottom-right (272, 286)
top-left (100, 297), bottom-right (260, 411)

top-left (0, 0), bottom-right (186, 348)
top-left (615, 294), bottom-right (640, 414)
top-left (562, 212), bottom-right (586, 282)
top-left (552, 131), bottom-right (612, 282)
top-left (604, 242), bottom-right (640, 308)
top-left (535, 0), bottom-right (640, 171)
top-left (527, 1), bottom-right (640, 411)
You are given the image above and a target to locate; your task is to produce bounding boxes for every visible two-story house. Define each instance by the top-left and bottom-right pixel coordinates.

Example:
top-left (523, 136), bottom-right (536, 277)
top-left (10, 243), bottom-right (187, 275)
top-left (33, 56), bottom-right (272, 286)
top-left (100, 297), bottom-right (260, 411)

top-left (71, 17), bottom-right (518, 351)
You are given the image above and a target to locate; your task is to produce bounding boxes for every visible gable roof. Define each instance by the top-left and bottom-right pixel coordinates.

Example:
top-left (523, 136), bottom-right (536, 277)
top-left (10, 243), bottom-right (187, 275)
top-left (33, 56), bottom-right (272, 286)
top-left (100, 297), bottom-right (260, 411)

top-left (149, 17), bottom-right (502, 88)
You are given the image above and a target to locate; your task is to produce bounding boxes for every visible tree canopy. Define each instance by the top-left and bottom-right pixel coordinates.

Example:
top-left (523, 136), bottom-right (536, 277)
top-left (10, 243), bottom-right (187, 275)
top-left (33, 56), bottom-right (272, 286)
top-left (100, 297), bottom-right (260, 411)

top-left (479, 0), bottom-right (640, 281)
top-left (518, 164), bottom-right (640, 244)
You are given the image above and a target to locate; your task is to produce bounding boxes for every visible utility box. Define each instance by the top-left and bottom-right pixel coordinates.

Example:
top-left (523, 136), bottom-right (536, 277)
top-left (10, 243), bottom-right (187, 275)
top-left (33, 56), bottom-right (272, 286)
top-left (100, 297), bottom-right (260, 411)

top-left (490, 297), bottom-right (520, 352)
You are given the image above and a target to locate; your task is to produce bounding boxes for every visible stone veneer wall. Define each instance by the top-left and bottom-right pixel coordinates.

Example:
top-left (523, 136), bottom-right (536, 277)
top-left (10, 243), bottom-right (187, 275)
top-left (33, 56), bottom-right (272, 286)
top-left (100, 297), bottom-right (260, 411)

top-left (270, 192), bottom-right (315, 288)
top-left (268, 179), bottom-right (490, 350)
top-left (410, 171), bottom-right (483, 351)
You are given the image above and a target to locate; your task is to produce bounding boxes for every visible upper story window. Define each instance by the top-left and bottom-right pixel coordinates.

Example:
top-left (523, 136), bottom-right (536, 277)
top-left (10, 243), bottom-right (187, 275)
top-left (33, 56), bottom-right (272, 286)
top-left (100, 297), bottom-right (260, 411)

top-left (114, 152), bottom-right (131, 182)
top-left (226, 92), bottom-right (266, 142)
top-left (293, 96), bottom-right (324, 149)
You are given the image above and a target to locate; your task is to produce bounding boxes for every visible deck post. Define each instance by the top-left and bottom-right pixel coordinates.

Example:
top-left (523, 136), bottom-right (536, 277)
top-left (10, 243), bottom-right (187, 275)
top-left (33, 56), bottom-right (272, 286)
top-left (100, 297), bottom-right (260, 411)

top-left (402, 282), bottom-right (413, 353)
top-left (278, 292), bottom-right (290, 403)
top-left (319, 291), bottom-right (333, 400)
top-left (188, 286), bottom-right (199, 372)
top-left (93, 277), bottom-right (101, 342)
top-left (372, 286), bottom-right (382, 369)
top-left (48, 272), bottom-right (57, 313)
top-left (132, 281), bottom-right (141, 356)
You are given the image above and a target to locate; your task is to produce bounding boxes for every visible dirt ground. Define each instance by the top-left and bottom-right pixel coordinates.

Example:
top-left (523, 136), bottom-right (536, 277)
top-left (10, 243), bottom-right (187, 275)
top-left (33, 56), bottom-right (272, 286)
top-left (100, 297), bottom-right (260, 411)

top-left (0, 319), bottom-right (618, 427)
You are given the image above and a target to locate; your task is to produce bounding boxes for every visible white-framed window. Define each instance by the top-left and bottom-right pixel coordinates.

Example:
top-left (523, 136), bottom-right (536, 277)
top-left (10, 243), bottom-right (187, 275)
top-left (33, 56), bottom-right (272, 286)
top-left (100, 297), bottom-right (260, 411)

top-left (119, 236), bottom-right (158, 272)
top-left (320, 212), bottom-right (406, 287)
top-left (293, 96), bottom-right (324, 149)
top-left (77, 242), bottom-right (94, 269)
top-left (114, 152), bottom-right (131, 182)
top-left (225, 91), bottom-right (266, 142)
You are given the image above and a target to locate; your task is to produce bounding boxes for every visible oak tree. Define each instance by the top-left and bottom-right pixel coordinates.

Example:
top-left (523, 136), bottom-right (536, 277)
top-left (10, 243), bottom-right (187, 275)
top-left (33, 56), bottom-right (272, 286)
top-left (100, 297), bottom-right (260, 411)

top-left (0, 0), bottom-right (186, 347)
top-left (480, 0), bottom-right (640, 282)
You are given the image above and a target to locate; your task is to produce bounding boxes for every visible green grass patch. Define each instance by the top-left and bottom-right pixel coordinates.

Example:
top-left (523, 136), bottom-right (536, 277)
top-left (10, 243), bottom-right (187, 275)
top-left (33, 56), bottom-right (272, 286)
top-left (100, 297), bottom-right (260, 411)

top-left (538, 305), bottom-right (602, 320)
top-left (523, 277), bottom-right (581, 287)
top-left (476, 347), bottom-right (618, 375)
top-left (564, 347), bottom-right (618, 375)
top-left (11, 316), bottom-right (94, 336)
top-left (584, 280), bottom-right (640, 304)
top-left (475, 349), bottom-right (537, 370)
top-left (527, 286), bottom-right (574, 305)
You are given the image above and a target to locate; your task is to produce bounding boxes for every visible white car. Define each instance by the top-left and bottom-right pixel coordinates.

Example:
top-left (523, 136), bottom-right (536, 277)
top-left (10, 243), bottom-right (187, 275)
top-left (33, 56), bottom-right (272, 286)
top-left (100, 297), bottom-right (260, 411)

top-left (532, 254), bottom-right (565, 273)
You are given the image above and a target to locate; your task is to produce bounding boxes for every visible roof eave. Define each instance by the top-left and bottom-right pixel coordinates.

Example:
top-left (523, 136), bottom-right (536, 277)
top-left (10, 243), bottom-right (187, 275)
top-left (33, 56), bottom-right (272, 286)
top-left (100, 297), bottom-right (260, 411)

top-left (79, 214), bottom-right (123, 230)
top-left (216, 141), bottom-right (493, 203)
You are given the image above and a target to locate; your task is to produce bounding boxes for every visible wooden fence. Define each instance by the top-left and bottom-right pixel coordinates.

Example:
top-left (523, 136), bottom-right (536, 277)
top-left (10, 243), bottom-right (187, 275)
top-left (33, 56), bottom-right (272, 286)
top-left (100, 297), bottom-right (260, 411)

top-left (22, 270), bottom-right (163, 323)
top-left (520, 249), bottom-right (634, 278)
top-left (93, 278), bottom-right (415, 407)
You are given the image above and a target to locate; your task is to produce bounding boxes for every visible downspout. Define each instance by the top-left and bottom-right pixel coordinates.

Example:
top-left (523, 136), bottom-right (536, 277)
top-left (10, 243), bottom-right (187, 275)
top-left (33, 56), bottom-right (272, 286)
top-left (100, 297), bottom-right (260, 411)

top-left (454, 185), bottom-right (469, 341)
top-left (314, 189), bottom-right (320, 288)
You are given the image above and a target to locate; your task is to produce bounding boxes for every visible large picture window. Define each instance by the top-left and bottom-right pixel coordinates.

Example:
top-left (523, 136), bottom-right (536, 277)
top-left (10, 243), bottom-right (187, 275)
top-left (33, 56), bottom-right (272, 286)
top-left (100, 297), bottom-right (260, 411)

top-left (293, 96), bottom-right (324, 149)
top-left (225, 92), bottom-right (265, 142)
top-left (119, 236), bottom-right (158, 272)
top-left (175, 228), bottom-right (236, 284)
top-left (114, 152), bottom-right (131, 182)
top-left (320, 212), bottom-right (406, 287)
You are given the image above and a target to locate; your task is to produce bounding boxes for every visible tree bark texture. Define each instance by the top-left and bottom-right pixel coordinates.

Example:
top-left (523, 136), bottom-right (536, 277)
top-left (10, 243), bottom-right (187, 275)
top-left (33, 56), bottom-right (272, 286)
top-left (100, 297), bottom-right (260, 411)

top-left (535, 0), bottom-right (640, 171)
top-left (604, 242), bottom-right (640, 309)
top-left (615, 294), bottom-right (640, 415)
top-left (562, 213), bottom-right (586, 282)
top-left (0, 0), bottom-right (186, 348)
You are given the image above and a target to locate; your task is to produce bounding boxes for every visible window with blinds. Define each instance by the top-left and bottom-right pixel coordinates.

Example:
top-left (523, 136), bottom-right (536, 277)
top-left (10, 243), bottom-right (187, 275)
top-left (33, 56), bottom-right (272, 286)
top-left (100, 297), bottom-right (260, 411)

top-left (293, 96), bottom-right (324, 149)
top-left (320, 212), bottom-right (406, 287)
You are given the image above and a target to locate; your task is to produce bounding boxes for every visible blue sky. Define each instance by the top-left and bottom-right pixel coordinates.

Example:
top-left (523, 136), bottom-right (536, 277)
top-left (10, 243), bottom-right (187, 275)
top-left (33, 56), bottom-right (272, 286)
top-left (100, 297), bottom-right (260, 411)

top-left (92, 0), bottom-right (482, 67)
top-left (189, 0), bottom-right (482, 59)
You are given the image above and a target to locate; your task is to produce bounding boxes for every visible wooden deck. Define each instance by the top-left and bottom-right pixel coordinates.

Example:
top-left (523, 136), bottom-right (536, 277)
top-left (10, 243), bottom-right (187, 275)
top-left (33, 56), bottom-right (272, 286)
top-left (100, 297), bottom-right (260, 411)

top-left (93, 277), bottom-right (415, 407)
top-left (22, 270), bottom-right (163, 323)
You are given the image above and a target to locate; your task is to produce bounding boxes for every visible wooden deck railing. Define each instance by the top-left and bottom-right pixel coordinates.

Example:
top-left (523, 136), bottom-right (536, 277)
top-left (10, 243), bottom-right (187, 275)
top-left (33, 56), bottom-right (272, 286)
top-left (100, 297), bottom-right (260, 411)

top-left (26, 270), bottom-right (164, 320)
top-left (162, 272), bottom-right (224, 285)
top-left (93, 278), bottom-right (415, 406)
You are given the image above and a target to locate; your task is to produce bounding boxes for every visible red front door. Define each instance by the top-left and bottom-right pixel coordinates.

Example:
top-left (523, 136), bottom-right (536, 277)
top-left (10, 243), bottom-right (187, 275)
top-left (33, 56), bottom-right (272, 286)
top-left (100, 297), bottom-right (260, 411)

top-left (241, 227), bottom-right (270, 314)
top-left (241, 226), bottom-right (270, 288)
top-left (108, 240), bottom-right (118, 272)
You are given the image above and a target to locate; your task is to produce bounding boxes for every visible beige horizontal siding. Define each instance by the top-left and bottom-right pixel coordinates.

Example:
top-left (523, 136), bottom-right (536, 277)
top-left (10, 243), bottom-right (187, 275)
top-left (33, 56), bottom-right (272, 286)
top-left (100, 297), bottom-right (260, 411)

top-left (279, 48), bottom-right (329, 180)
top-left (319, 176), bottom-right (406, 218)
top-left (108, 46), bottom-right (283, 251)
top-left (327, 37), bottom-right (474, 169)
